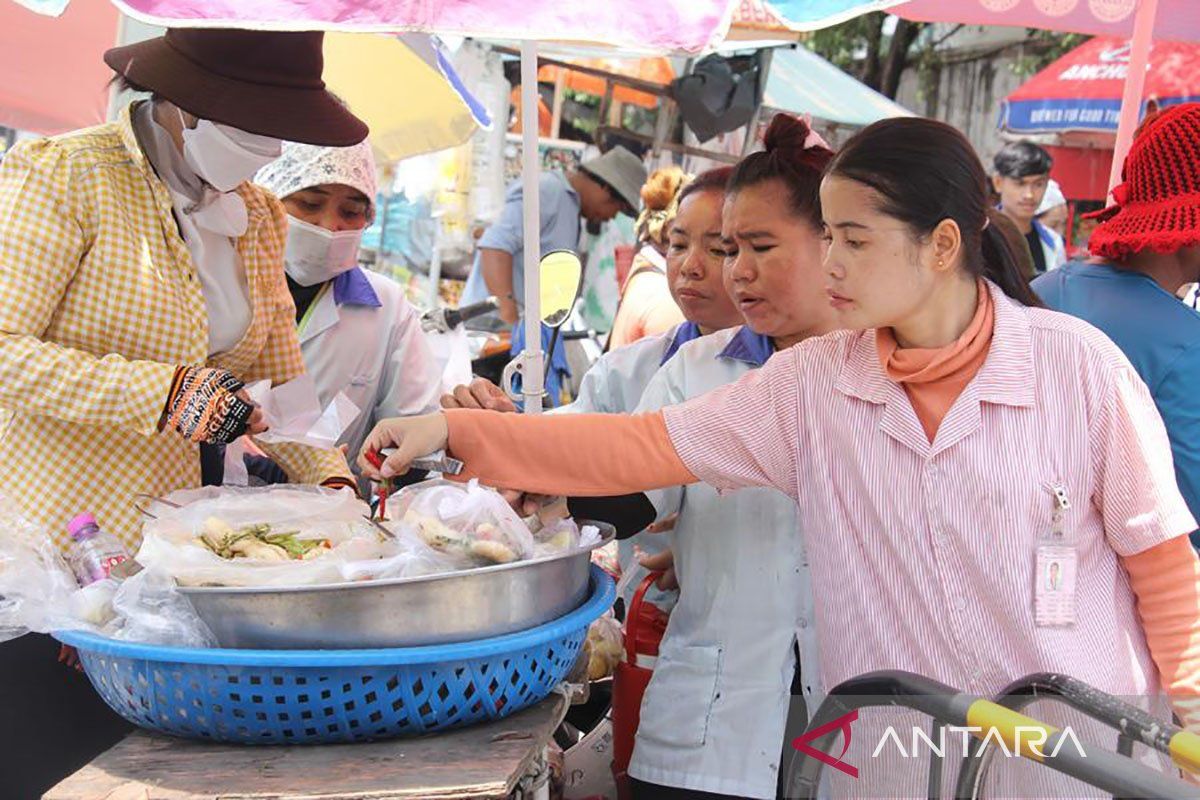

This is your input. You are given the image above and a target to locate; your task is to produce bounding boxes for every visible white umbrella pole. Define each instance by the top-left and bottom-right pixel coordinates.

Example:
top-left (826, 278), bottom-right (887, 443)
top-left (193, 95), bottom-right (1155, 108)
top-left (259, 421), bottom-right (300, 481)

top-left (1107, 0), bottom-right (1159, 195)
top-left (520, 40), bottom-right (545, 414)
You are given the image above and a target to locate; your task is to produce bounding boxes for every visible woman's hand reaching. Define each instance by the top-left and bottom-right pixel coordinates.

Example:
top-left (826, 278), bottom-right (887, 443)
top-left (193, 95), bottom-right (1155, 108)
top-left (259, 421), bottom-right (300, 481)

top-left (359, 413), bottom-right (450, 479)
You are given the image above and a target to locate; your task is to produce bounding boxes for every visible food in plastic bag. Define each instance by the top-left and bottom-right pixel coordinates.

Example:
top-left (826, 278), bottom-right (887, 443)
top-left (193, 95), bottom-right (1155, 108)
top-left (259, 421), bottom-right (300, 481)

top-left (67, 579), bottom-right (118, 627)
top-left (138, 486), bottom-right (385, 587)
top-left (397, 479), bottom-right (536, 566)
top-left (531, 518), bottom-right (602, 559)
top-left (534, 519), bottom-right (580, 556)
top-left (586, 613), bottom-right (624, 680)
top-left (197, 518), bottom-right (332, 561)
top-left (336, 521), bottom-right (462, 582)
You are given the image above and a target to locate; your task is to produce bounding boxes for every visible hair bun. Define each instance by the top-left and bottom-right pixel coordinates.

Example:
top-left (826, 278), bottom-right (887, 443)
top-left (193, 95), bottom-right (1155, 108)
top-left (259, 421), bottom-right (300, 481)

top-left (640, 166), bottom-right (688, 212)
top-left (763, 114), bottom-right (831, 157)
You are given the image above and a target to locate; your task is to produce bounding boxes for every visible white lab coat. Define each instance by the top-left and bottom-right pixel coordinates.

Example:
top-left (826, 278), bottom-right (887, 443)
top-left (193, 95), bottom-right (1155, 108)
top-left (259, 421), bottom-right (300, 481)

top-left (629, 326), bottom-right (822, 800)
top-left (553, 323), bottom-right (701, 606)
top-left (557, 323), bottom-right (696, 415)
top-left (298, 268), bottom-right (442, 462)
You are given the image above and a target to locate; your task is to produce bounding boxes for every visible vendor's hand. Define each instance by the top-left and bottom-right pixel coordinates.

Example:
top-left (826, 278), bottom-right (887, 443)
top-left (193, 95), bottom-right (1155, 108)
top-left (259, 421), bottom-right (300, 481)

top-left (239, 390), bottom-right (268, 436)
top-left (646, 513), bottom-right (678, 534)
top-left (165, 366), bottom-right (260, 444)
top-left (359, 413), bottom-right (449, 479)
top-left (639, 548), bottom-right (678, 591)
top-left (499, 491), bottom-right (562, 519)
top-left (57, 644), bottom-right (83, 672)
top-left (498, 297), bottom-right (520, 326)
top-left (440, 378), bottom-right (517, 413)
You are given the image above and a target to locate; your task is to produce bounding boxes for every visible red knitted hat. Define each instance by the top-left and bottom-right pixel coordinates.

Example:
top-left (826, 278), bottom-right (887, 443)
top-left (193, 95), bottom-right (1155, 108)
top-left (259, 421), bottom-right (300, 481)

top-left (1088, 102), bottom-right (1200, 260)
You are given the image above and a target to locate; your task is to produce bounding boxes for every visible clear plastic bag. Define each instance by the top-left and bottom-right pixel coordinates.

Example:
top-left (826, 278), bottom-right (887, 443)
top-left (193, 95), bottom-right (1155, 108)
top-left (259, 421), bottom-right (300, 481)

top-left (0, 535), bottom-right (84, 642)
top-left (107, 570), bottom-right (216, 648)
top-left (585, 612), bottom-right (624, 680)
top-left (532, 518), bottom-right (603, 558)
top-left (137, 486), bottom-right (387, 587)
top-left (396, 479), bottom-right (536, 566)
top-left (337, 520), bottom-right (462, 582)
top-left (0, 494), bottom-right (216, 647)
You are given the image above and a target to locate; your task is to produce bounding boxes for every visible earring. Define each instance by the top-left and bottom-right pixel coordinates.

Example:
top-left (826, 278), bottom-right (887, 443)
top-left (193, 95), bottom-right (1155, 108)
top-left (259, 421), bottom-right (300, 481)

top-left (937, 259), bottom-right (945, 268)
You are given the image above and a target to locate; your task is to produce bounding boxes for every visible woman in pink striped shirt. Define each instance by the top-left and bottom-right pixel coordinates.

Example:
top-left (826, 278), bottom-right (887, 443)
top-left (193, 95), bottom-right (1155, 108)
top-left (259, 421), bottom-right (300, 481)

top-left (363, 118), bottom-right (1200, 795)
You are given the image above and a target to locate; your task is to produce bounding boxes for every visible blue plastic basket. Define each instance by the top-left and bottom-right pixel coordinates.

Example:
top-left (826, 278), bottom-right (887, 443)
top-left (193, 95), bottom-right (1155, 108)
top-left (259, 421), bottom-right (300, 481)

top-left (56, 566), bottom-right (614, 745)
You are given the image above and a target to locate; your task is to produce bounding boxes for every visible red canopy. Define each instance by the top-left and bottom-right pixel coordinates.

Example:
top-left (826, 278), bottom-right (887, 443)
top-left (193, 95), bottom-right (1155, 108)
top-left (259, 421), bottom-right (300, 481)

top-left (1045, 145), bottom-right (1113, 203)
top-left (1002, 36), bottom-right (1200, 135)
top-left (0, 1), bottom-right (119, 135)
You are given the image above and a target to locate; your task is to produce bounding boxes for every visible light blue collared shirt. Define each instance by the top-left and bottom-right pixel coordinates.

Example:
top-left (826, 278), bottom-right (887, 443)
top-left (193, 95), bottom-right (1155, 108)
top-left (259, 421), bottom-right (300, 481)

top-left (461, 171), bottom-right (581, 308)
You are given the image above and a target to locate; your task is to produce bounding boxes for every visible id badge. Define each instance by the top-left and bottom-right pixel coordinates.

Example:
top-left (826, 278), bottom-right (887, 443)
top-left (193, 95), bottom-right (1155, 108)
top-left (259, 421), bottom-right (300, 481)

top-left (1034, 485), bottom-right (1078, 628)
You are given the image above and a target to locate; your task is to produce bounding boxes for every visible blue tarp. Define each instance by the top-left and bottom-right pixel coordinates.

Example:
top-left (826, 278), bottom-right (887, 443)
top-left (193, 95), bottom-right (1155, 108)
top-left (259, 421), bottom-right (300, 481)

top-left (762, 44), bottom-right (914, 127)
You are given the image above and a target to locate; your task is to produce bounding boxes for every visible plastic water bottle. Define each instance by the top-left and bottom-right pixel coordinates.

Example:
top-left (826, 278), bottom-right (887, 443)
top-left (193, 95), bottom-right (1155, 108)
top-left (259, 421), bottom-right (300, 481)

top-left (65, 513), bottom-right (130, 587)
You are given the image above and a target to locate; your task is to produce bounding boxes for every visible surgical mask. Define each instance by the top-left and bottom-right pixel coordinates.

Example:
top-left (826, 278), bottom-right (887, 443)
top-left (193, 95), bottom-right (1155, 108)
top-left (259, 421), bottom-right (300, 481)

top-left (178, 109), bottom-right (282, 193)
top-left (284, 215), bottom-right (364, 286)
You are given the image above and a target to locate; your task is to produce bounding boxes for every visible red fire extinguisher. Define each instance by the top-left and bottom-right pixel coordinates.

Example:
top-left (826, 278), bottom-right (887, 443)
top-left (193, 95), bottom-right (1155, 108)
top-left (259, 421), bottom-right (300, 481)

top-left (611, 571), bottom-right (670, 799)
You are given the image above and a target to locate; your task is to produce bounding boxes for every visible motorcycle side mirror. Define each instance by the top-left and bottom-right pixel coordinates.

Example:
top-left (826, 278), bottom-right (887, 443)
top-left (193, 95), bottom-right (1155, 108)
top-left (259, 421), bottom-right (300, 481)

top-left (539, 249), bottom-right (583, 329)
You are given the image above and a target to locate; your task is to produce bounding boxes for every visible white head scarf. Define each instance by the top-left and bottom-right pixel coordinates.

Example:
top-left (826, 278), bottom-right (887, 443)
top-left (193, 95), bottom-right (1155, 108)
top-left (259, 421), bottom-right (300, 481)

top-left (1037, 178), bottom-right (1066, 216)
top-left (256, 139), bottom-right (378, 217)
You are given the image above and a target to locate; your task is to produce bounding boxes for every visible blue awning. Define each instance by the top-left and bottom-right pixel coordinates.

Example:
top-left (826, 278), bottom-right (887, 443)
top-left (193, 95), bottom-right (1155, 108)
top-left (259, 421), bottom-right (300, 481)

top-left (762, 44), bottom-right (915, 127)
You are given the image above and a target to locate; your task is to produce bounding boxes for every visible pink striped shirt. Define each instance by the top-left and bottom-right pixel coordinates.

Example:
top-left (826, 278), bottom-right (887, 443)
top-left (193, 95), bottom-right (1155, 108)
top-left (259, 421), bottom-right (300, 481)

top-left (662, 280), bottom-right (1197, 794)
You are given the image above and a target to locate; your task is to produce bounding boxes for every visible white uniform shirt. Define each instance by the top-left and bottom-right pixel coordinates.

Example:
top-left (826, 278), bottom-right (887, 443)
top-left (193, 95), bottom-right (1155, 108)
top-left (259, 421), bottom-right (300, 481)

top-left (297, 267), bottom-right (441, 462)
top-left (629, 326), bottom-right (822, 799)
top-left (553, 323), bottom-right (703, 605)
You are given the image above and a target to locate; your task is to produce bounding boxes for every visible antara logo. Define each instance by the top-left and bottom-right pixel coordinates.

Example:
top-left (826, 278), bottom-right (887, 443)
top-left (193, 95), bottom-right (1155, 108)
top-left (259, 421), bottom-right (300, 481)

top-left (791, 710), bottom-right (860, 778)
top-left (790, 710), bottom-right (1088, 780)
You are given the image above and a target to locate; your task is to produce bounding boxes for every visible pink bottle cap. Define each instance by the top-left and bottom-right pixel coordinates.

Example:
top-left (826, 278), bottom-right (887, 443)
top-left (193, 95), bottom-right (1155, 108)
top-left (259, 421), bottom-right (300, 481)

top-left (67, 513), bottom-right (98, 541)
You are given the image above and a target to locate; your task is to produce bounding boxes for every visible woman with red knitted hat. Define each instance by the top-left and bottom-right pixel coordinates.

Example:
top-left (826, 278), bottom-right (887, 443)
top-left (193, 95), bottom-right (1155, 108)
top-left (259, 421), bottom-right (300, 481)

top-left (1035, 103), bottom-right (1200, 544)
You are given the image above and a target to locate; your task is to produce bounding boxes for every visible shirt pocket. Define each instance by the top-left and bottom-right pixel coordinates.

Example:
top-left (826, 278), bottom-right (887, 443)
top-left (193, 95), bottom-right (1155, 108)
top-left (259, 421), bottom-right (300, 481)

top-left (636, 644), bottom-right (722, 749)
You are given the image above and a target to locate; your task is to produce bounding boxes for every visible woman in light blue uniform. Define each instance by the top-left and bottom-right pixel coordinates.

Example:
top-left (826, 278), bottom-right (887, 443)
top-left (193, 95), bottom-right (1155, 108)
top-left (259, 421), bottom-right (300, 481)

top-left (623, 115), bottom-right (839, 800)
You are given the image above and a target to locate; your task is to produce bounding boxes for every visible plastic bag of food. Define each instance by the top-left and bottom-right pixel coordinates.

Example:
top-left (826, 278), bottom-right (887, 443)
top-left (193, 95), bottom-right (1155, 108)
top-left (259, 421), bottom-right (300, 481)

top-left (137, 486), bottom-right (386, 587)
top-left (0, 494), bottom-right (216, 647)
top-left (532, 518), bottom-right (603, 558)
top-left (395, 479), bottom-right (536, 566)
top-left (337, 519), bottom-right (463, 581)
top-left (585, 613), bottom-right (624, 680)
top-left (532, 518), bottom-right (580, 558)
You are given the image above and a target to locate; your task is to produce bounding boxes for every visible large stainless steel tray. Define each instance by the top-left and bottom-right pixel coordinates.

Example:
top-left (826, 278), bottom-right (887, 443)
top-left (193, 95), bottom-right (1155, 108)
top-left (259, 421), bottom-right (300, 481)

top-left (177, 521), bottom-right (614, 650)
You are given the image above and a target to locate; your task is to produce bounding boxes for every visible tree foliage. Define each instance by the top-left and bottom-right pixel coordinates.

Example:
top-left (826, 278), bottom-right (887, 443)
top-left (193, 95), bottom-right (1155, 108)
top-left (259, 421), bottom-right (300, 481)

top-left (810, 14), bottom-right (1091, 99)
top-left (808, 12), bottom-right (925, 99)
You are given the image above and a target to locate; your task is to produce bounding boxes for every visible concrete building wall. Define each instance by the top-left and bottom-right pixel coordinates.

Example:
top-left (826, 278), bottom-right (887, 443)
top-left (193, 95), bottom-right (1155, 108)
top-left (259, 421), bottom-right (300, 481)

top-left (892, 25), bottom-right (1042, 166)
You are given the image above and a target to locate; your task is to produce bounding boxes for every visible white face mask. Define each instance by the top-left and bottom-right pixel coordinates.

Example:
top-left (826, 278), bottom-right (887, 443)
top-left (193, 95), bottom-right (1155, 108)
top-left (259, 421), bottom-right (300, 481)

top-left (178, 109), bottom-right (282, 193)
top-left (285, 215), bottom-right (364, 286)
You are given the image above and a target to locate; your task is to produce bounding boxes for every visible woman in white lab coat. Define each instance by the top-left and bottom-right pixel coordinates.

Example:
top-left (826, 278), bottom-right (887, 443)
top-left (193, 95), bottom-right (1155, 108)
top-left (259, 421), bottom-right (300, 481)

top-left (254, 140), bottom-right (442, 474)
top-left (624, 115), bottom-right (838, 800)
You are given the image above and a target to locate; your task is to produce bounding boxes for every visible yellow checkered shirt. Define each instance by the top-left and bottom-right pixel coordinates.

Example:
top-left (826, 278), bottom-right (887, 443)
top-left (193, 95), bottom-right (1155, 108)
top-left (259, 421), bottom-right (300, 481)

top-left (0, 104), bottom-right (352, 551)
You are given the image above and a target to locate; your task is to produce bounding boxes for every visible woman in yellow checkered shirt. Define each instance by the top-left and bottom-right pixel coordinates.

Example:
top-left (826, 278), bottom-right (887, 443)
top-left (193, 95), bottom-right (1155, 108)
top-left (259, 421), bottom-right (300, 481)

top-left (0, 28), bottom-right (370, 795)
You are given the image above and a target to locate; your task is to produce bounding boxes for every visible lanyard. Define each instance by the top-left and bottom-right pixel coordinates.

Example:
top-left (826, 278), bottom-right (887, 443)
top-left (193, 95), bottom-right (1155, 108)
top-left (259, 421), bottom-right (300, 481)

top-left (296, 282), bottom-right (331, 337)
